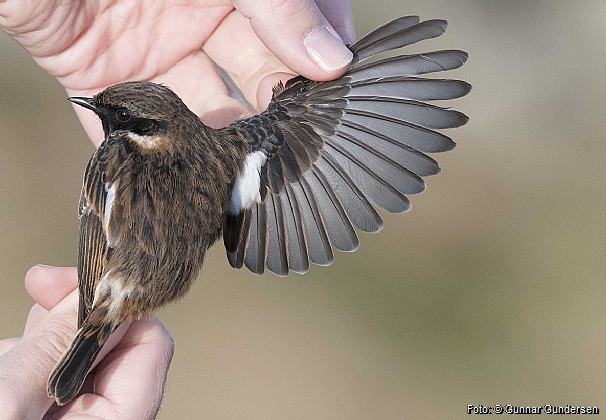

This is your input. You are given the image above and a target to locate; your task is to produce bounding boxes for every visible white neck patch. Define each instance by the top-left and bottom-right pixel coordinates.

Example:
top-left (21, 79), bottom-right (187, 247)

top-left (128, 132), bottom-right (159, 149)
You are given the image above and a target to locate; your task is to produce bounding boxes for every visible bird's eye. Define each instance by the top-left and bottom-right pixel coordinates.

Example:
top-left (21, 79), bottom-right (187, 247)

top-left (116, 109), bottom-right (131, 122)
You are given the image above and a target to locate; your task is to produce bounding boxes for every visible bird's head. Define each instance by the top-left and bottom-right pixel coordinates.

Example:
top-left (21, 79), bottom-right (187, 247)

top-left (69, 81), bottom-right (192, 149)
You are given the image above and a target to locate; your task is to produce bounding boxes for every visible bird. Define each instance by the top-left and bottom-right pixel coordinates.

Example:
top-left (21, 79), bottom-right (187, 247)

top-left (47, 15), bottom-right (470, 405)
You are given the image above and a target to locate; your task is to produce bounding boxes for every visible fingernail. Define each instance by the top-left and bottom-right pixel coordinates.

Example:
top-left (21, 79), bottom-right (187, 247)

top-left (304, 27), bottom-right (353, 72)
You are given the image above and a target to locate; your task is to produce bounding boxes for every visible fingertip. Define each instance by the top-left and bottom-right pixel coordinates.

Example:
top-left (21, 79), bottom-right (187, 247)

top-left (303, 26), bottom-right (353, 75)
top-left (24, 265), bottom-right (52, 302)
top-left (25, 266), bottom-right (77, 311)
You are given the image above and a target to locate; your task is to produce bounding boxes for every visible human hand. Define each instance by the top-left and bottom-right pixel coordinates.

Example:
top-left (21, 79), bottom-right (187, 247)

top-left (0, 266), bottom-right (173, 419)
top-left (0, 0), bottom-right (355, 146)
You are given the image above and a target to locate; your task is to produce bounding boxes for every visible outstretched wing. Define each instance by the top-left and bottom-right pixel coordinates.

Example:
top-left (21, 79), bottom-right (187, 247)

top-left (223, 16), bottom-right (471, 276)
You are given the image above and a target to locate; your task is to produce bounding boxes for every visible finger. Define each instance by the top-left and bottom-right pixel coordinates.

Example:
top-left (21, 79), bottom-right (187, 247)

top-left (24, 265), bottom-right (77, 311)
top-left (0, 337), bottom-right (20, 356)
top-left (0, 289), bottom-right (79, 419)
top-left (95, 315), bottom-right (174, 416)
top-left (0, 0), bottom-right (79, 55)
top-left (155, 51), bottom-right (250, 128)
top-left (23, 304), bottom-right (49, 336)
top-left (231, 0), bottom-right (354, 80)
top-left (205, 11), bottom-right (292, 111)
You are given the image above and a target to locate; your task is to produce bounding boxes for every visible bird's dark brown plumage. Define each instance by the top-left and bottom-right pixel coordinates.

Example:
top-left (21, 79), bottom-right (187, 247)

top-left (48, 15), bottom-right (470, 405)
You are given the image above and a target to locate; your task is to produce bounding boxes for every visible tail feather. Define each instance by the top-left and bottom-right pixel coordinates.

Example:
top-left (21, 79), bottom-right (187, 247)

top-left (47, 323), bottom-right (104, 406)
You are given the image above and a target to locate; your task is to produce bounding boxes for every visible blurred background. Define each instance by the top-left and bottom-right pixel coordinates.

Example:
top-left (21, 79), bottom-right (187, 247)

top-left (2, 1), bottom-right (606, 418)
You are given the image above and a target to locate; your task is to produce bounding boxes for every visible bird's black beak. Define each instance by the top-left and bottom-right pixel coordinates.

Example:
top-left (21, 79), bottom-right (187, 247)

top-left (68, 97), bottom-right (98, 113)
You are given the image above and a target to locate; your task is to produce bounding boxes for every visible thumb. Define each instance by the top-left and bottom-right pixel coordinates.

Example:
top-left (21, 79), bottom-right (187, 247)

top-left (232, 0), bottom-right (355, 81)
top-left (0, 289), bottom-right (79, 418)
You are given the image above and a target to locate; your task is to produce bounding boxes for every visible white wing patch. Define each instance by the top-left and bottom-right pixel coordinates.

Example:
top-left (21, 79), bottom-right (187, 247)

top-left (104, 183), bottom-right (115, 232)
top-left (104, 183), bottom-right (119, 246)
top-left (229, 151), bottom-right (267, 214)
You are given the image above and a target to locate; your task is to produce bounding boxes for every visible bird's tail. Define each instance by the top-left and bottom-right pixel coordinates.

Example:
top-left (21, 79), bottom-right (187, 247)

top-left (47, 321), bottom-right (106, 406)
